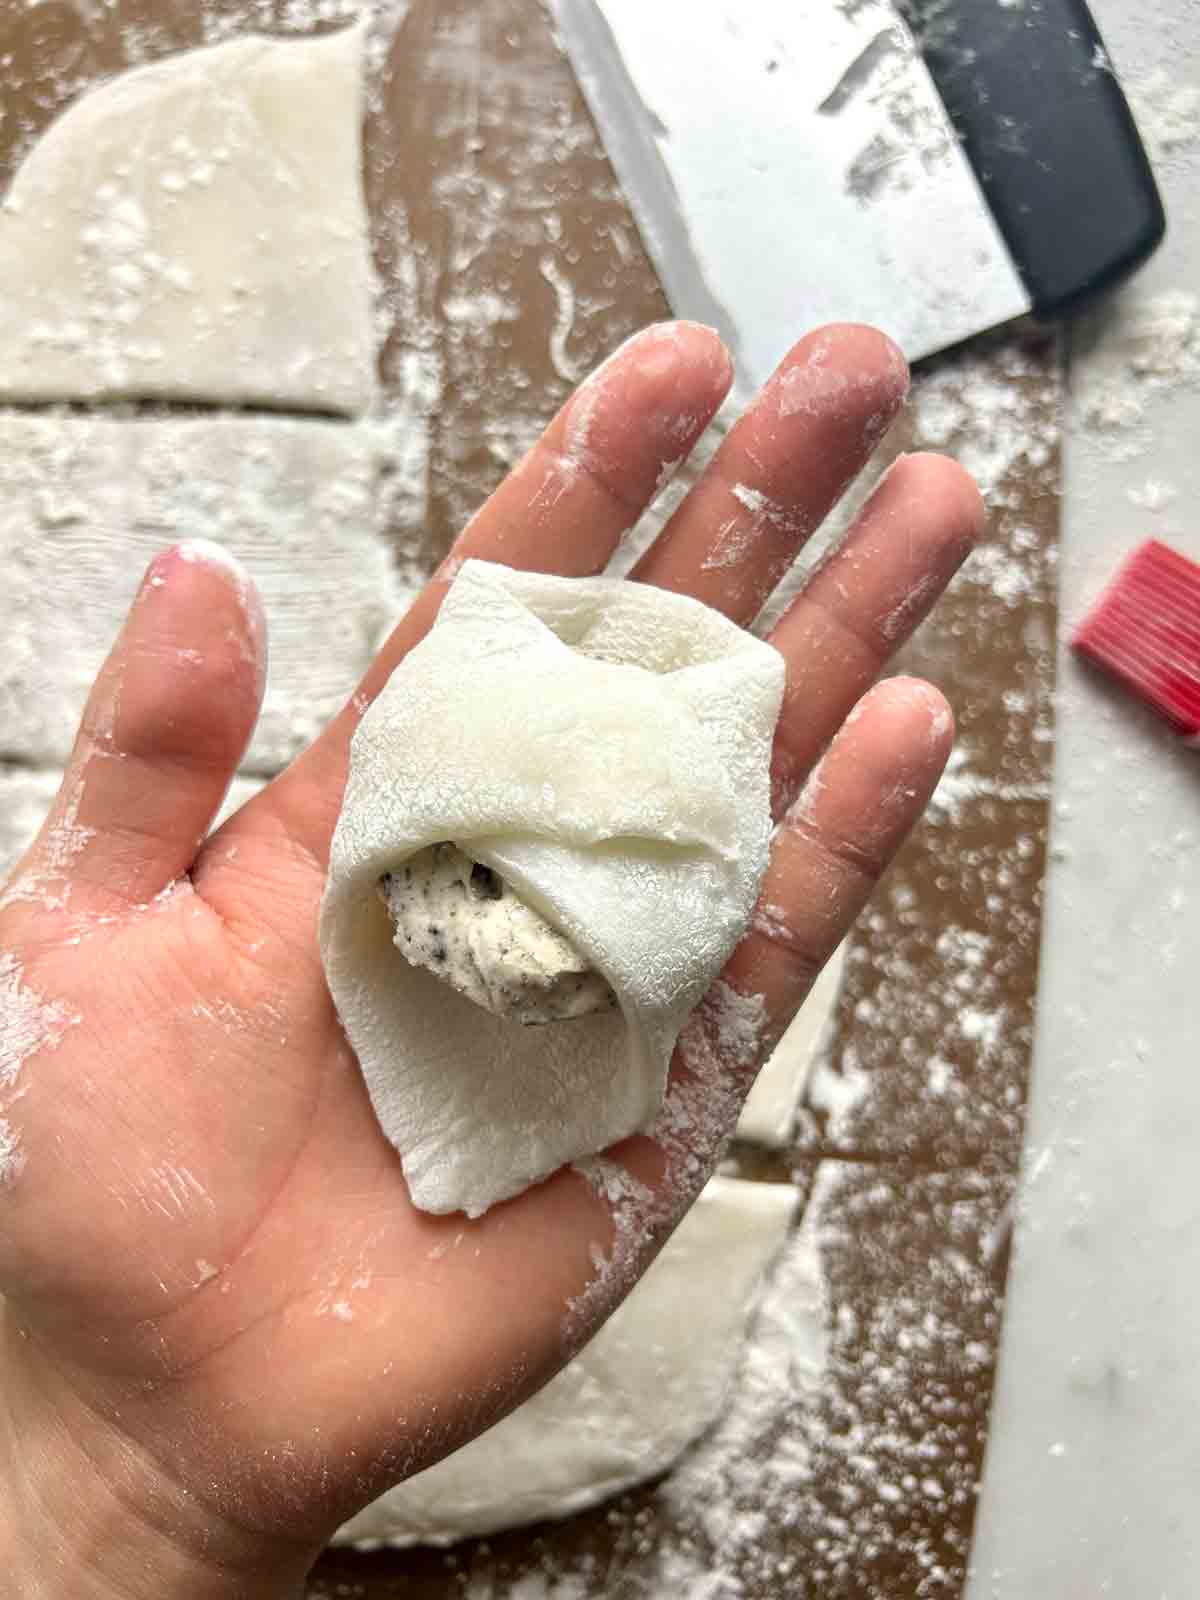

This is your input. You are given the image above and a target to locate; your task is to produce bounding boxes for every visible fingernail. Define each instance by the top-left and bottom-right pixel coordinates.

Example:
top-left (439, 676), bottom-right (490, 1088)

top-left (177, 538), bottom-right (251, 583)
top-left (564, 323), bottom-right (731, 469)
top-left (146, 541), bottom-right (267, 699)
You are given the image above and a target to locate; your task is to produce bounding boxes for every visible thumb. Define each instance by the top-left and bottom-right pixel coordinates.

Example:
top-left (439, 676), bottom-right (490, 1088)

top-left (8, 541), bottom-right (266, 915)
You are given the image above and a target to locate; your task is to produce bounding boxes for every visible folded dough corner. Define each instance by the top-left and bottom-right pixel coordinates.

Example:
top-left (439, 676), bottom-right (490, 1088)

top-left (0, 24), bottom-right (376, 415)
top-left (319, 561), bottom-right (786, 1216)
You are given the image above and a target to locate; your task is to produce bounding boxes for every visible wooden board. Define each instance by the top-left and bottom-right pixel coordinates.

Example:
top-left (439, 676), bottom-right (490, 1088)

top-left (0, 1), bottom-right (1061, 1592)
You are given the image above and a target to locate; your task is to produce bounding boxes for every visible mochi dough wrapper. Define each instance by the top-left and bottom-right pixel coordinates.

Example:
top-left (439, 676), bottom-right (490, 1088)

top-left (320, 561), bottom-right (785, 1217)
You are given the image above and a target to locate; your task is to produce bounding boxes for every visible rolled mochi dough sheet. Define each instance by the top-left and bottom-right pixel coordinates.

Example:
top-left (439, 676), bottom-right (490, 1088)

top-left (0, 26), bottom-right (376, 416)
top-left (735, 941), bottom-right (849, 1147)
top-left (333, 1173), bottom-right (799, 1547)
top-left (0, 414), bottom-right (409, 775)
top-left (320, 560), bottom-right (785, 1217)
top-left (0, 767), bottom-right (264, 883)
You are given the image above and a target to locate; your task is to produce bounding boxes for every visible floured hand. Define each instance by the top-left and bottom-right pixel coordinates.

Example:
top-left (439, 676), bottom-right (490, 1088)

top-left (0, 322), bottom-right (983, 1598)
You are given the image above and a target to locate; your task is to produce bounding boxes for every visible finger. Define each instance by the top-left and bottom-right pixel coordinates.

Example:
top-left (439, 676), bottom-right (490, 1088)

top-left (632, 324), bottom-right (909, 623)
top-left (497, 676), bottom-right (956, 1334)
top-left (265, 321), bottom-right (733, 852)
top-left (354, 322), bottom-right (729, 709)
top-left (736, 675), bottom-right (955, 1043)
top-left (767, 451), bottom-right (984, 816)
top-left (14, 541), bottom-right (266, 912)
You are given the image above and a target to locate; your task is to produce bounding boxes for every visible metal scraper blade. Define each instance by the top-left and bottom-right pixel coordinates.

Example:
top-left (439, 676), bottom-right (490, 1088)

top-left (551, 0), bottom-right (1034, 389)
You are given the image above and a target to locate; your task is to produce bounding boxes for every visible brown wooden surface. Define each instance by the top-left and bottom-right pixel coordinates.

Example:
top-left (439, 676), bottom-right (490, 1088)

top-left (0, 2), bottom-right (1060, 1593)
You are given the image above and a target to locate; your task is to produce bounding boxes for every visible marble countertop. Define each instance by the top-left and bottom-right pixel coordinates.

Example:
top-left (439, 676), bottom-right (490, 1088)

top-left (967, 0), bottom-right (1200, 1593)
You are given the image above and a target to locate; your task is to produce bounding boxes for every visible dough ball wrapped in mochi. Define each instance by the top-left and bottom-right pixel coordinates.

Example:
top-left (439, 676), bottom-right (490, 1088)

top-left (319, 561), bottom-right (785, 1217)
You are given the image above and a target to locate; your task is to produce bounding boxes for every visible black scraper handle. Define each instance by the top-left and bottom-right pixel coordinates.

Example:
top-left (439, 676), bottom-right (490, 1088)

top-left (902, 0), bottom-right (1165, 319)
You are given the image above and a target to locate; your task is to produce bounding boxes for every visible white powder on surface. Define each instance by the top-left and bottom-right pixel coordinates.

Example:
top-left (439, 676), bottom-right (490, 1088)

top-left (927, 746), bottom-right (1050, 825)
top-left (700, 515), bottom-right (756, 573)
top-left (0, 766), bottom-right (262, 892)
top-left (964, 539), bottom-right (1037, 609)
top-left (649, 1170), bottom-right (831, 1580)
top-left (565, 980), bottom-right (767, 1346)
top-left (352, 1156), bottom-right (1010, 1599)
top-left (465, 1574), bottom-right (591, 1600)
top-left (910, 343), bottom-right (1059, 506)
top-left (0, 1116), bottom-right (24, 1185)
top-left (1073, 289), bottom-right (1200, 457)
top-left (807, 1042), bottom-right (874, 1139)
top-left (0, 952), bottom-right (78, 1091)
top-left (1127, 69), bottom-right (1200, 165)
top-left (539, 252), bottom-right (585, 384)
top-left (8, 767), bottom-right (96, 914)
top-left (0, 950), bottom-right (80, 1184)
top-left (1127, 477), bottom-right (1178, 512)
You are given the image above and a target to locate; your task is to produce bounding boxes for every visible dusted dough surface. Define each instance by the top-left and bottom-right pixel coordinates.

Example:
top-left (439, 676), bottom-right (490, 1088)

top-left (0, 26), bottom-right (376, 416)
top-left (380, 844), bottom-right (616, 1025)
top-left (0, 414), bottom-right (406, 774)
top-left (320, 561), bottom-right (785, 1216)
top-left (333, 1175), bottom-right (798, 1548)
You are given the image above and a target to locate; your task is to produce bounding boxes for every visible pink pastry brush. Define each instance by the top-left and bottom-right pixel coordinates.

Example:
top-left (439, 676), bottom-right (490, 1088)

top-left (1072, 539), bottom-right (1200, 741)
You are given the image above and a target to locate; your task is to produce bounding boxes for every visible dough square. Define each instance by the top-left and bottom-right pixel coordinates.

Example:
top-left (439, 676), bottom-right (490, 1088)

top-left (0, 414), bottom-right (410, 776)
top-left (0, 27), bottom-right (378, 416)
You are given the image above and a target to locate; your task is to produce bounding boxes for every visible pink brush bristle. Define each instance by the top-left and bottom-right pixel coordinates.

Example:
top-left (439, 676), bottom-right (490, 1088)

top-left (1072, 539), bottom-right (1200, 740)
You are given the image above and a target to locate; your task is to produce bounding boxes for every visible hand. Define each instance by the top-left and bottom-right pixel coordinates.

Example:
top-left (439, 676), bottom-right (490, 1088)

top-left (0, 322), bottom-right (983, 1597)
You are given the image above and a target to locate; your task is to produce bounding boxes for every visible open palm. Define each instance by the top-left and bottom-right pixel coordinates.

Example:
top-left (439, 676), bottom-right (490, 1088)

top-left (0, 323), bottom-right (982, 1594)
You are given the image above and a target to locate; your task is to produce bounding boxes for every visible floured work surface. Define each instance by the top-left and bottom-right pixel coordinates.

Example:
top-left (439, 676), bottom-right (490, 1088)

top-left (0, 1), bottom-right (1059, 1594)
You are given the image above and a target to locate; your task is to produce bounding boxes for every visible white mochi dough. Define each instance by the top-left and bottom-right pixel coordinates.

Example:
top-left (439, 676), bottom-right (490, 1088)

top-left (0, 415), bottom-right (408, 775)
top-left (0, 26), bottom-right (376, 416)
top-left (320, 561), bottom-right (785, 1216)
top-left (736, 942), bottom-right (849, 1147)
top-left (334, 1174), bottom-right (798, 1547)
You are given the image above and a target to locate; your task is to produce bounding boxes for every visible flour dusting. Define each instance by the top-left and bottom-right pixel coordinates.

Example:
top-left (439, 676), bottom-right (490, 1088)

top-left (0, 1116), bottom-right (24, 1185)
top-left (1127, 69), bottom-right (1200, 165)
top-left (0, 950), bottom-right (80, 1183)
top-left (911, 343), bottom-right (1059, 503)
top-left (0, 951), bottom-right (79, 1091)
top-left (701, 515), bottom-right (757, 573)
top-left (566, 981), bottom-right (767, 1346)
top-left (651, 1170), bottom-right (830, 1577)
top-left (1073, 289), bottom-right (1200, 457)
